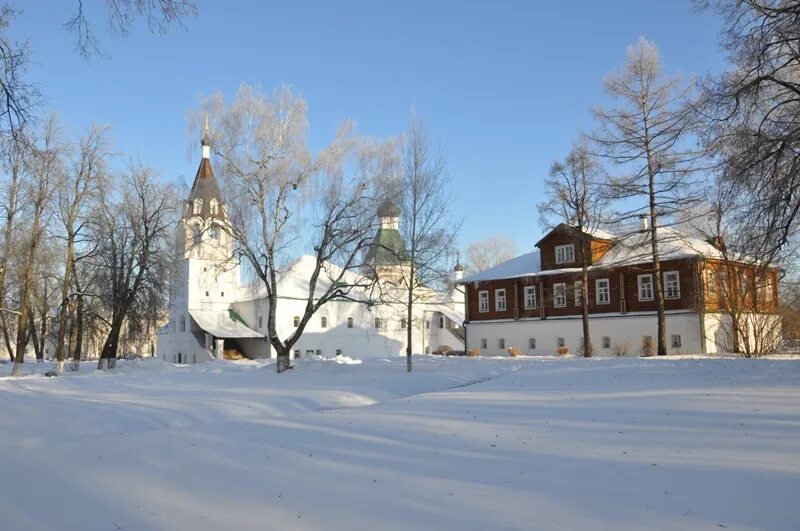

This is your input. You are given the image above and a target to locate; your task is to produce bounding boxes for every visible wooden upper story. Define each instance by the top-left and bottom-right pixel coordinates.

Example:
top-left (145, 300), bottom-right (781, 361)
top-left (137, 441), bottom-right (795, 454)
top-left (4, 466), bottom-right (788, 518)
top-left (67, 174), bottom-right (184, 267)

top-left (462, 225), bottom-right (779, 322)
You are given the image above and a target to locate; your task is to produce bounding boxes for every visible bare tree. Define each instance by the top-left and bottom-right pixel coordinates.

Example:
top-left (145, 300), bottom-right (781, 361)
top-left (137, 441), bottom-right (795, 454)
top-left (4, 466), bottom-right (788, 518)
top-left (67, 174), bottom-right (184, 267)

top-left (11, 117), bottom-right (63, 376)
top-left (92, 163), bottom-right (176, 369)
top-left (539, 140), bottom-right (608, 358)
top-left (698, 0), bottom-right (800, 264)
top-left (686, 180), bottom-right (783, 357)
top-left (464, 236), bottom-right (518, 274)
top-left (53, 125), bottom-right (109, 372)
top-left (0, 7), bottom-right (39, 137)
top-left (592, 37), bottom-right (703, 357)
top-left (393, 114), bottom-right (458, 372)
top-left (197, 85), bottom-right (391, 373)
top-left (64, 0), bottom-right (198, 58)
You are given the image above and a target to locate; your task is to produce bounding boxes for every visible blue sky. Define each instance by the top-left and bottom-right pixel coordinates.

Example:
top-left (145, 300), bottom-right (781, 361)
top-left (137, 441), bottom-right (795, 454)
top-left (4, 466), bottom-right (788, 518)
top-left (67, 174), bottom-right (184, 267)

top-left (13, 0), bottom-right (725, 253)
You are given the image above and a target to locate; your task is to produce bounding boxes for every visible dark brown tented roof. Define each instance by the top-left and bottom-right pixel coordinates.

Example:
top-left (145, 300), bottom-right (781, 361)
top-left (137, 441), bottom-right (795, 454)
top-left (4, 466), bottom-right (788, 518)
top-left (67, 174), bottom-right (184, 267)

top-left (184, 156), bottom-right (225, 220)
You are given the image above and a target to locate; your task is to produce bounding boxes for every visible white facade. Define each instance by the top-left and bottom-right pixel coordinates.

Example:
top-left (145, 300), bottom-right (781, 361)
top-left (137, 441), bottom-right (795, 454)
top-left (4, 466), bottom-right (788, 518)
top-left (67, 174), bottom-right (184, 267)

top-left (156, 144), bottom-right (464, 364)
top-left (465, 311), bottom-right (705, 356)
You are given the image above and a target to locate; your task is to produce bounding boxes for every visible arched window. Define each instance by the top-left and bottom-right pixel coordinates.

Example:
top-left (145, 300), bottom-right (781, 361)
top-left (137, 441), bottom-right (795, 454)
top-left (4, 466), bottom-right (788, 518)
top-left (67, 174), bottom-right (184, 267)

top-left (193, 199), bottom-right (203, 215)
top-left (209, 225), bottom-right (219, 240)
top-left (209, 198), bottom-right (218, 215)
top-left (335, 349), bottom-right (342, 357)
top-left (400, 318), bottom-right (407, 330)
top-left (374, 317), bottom-right (382, 329)
top-left (192, 225), bottom-right (202, 246)
top-left (347, 317), bottom-right (353, 328)
top-left (293, 316), bottom-right (300, 327)
top-left (179, 315), bottom-right (186, 332)
top-left (321, 316), bottom-right (328, 328)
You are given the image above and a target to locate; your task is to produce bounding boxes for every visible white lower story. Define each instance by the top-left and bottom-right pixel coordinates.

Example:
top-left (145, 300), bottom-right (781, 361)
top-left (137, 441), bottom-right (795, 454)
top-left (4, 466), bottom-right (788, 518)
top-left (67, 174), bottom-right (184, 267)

top-left (465, 311), bottom-right (749, 357)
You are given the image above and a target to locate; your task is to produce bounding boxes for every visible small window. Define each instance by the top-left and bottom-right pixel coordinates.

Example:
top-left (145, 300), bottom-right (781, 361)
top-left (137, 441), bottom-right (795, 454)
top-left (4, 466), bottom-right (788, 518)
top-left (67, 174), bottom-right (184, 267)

top-left (524, 285), bottom-right (537, 309)
top-left (205, 291), bottom-right (209, 297)
top-left (321, 316), bottom-right (328, 328)
top-left (602, 336), bottom-right (611, 349)
top-left (557, 337), bottom-right (565, 348)
top-left (293, 316), bottom-right (300, 327)
top-left (374, 317), bottom-right (382, 329)
top-left (664, 271), bottom-right (680, 299)
top-left (425, 346), bottom-right (431, 355)
top-left (478, 290), bottom-right (489, 313)
top-left (258, 315), bottom-right (263, 329)
top-left (671, 334), bottom-right (682, 348)
top-left (498, 338), bottom-right (505, 349)
top-left (294, 349), bottom-right (300, 359)
top-left (400, 318), bottom-right (407, 330)
top-left (553, 283), bottom-right (567, 308)
top-left (555, 244), bottom-right (575, 264)
top-left (480, 338), bottom-right (487, 349)
top-left (638, 274), bottom-right (654, 301)
top-left (209, 225), bottom-right (219, 240)
top-left (220, 291), bottom-right (224, 297)
top-left (347, 317), bottom-right (353, 328)
top-left (529, 338), bottom-right (536, 349)
top-left (305, 350), bottom-right (314, 358)
top-left (335, 349), bottom-right (342, 356)
top-left (193, 199), bottom-right (203, 215)
top-left (425, 320), bottom-right (430, 330)
top-left (440, 316), bottom-right (445, 328)
top-left (315, 349), bottom-right (322, 357)
top-left (495, 288), bottom-right (507, 311)
top-left (596, 278), bottom-right (610, 305)
top-left (179, 314), bottom-right (186, 332)
top-left (574, 281), bottom-right (583, 306)
top-left (209, 198), bottom-right (218, 215)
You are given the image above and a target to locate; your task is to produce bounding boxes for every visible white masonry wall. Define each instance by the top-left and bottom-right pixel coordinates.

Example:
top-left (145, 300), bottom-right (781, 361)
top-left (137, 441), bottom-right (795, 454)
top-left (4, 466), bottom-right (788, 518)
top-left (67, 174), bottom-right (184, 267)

top-left (465, 311), bottom-right (705, 356)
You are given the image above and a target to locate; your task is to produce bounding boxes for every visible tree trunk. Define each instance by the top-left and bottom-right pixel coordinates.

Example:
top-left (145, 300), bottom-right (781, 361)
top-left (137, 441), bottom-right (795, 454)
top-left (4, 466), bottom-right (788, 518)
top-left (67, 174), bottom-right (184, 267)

top-left (643, 116), bottom-right (667, 357)
top-left (70, 295), bottom-right (84, 371)
top-left (581, 262), bottom-right (591, 358)
top-left (406, 277), bottom-right (414, 373)
top-left (55, 236), bottom-right (75, 369)
top-left (98, 313), bottom-right (124, 370)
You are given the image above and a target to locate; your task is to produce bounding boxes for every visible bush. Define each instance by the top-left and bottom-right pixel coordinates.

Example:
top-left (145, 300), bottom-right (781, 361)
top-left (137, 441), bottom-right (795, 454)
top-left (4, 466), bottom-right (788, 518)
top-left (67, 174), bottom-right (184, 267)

top-left (577, 342), bottom-right (594, 357)
top-left (640, 337), bottom-right (655, 357)
top-left (467, 348), bottom-right (481, 357)
top-left (612, 341), bottom-right (630, 357)
top-left (507, 346), bottom-right (521, 357)
top-left (555, 346), bottom-right (570, 356)
top-left (435, 345), bottom-right (454, 356)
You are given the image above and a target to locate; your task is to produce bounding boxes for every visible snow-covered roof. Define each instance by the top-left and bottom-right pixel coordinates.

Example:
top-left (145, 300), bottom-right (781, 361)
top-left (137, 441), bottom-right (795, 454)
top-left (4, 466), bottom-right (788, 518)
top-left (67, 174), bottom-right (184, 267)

top-left (461, 227), bottom-right (727, 283)
top-left (189, 310), bottom-right (264, 339)
top-left (460, 250), bottom-right (542, 283)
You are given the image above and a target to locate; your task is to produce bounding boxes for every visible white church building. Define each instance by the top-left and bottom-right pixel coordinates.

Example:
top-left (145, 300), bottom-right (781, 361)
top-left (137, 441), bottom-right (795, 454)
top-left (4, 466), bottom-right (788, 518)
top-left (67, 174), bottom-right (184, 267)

top-left (156, 134), bottom-right (465, 364)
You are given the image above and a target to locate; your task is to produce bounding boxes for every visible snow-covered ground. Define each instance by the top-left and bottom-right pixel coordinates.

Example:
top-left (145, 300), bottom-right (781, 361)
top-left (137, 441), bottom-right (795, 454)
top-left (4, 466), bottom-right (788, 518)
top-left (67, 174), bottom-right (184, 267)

top-left (1, 355), bottom-right (798, 530)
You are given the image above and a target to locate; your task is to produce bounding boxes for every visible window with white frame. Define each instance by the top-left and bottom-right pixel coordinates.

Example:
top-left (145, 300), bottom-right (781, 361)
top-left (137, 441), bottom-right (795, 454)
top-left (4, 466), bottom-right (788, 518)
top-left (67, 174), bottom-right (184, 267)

top-left (671, 334), bottom-right (682, 348)
top-left (529, 338), bottom-right (536, 349)
top-left (555, 244), bottom-right (575, 264)
top-left (478, 290), bottom-right (489, 313)
top-left (596, 278), bottom-right (610, 305)
top-left (495, 288), bottom-right (507, 311)
top-left (602, 336), bottom-right (611, 349)
top-left (193, 198), bottom-right (203, 215)
top-left (664, 271), bottom-right (680, 299)
top-left (574, 280), bottom-right (583, 306)
top-left (553, 283), bottom-right (567, 307)
top-left (498, 338), bottom-right (505, 349)
top-left (480, 338), bottom-right (487, 349)
top-left (557, 337), bottom-right (565, 348)
top-left (638, 274), bottom-right (654, 301)
top-left (524, 285), bottom-right (537, 309)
